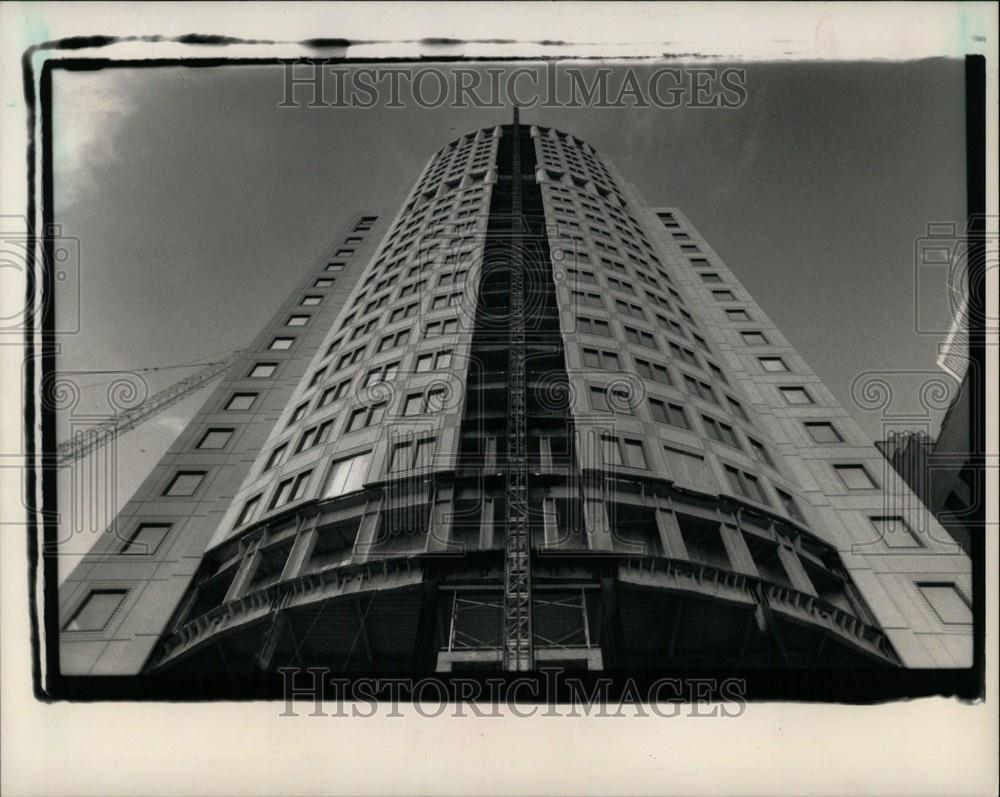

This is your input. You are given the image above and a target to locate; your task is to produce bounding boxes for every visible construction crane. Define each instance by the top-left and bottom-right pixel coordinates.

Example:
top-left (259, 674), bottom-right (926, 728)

top-left (54, 349), bottom-right (244, 466)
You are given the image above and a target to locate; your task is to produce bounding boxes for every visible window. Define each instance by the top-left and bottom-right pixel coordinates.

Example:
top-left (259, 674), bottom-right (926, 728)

top-left (63, 589), bottom-right (127, 632)
top-left (249, 363), bottom-right (277, 378)
top-left (314, 278), bottom-right (334, 288)
top-left (235, 495), bottom-right (262, 528)
top-left (296, 419), bottom-right (335, 453)
top-left (163, 471), bottom-right (206, 497)
top-left (917, 583), bottom-right (972, 625)
top-left (601, 435), bottom-right (648, 469)
top-left (870, 516), bottom-right (923, 548)
top-left (776, 489), bottom-right (805, 523)
top-left (668, 341), bottom-right (698, 365)
top-left (415, 349), bottom-right (453, 372)
top-left (403, 387), bottom-right (447, 416)
top-left (758, 356), bottom-right (788, 372)
top-left (582, 347), bottom-right (620, 370)
top-left (684, 375), bottom-right (717, 404)
top-left (270, 469), bottom-right (313, 509)
top-left (346, 401), bottom-right (388, 433)
top-left (264, 443), bottom-right (289, 471)
top-left (424, 319), bottom-right (459, 337)
top-left (615, 298), bottom-right (646, 319)
top-left (301, 295), bottom-right (323, 306)
top-left (700, 273), bottom-right (723, 284)
top-left (588, 385), bottom-right (632, 414)
top-left (336, 347), bottom-right (366, 371)
top-left (308, 366), bottom-right (328, 388)
top-left (780, 386), bottom-right (814, 405)
top-left (226, 393), bottom-right (257, 411)
top-left (712, 290), bottom-right (736, 302)
top-left (748, 437), bottom-right (775, 468)
top-left (269, 336), bottom-right (295, 351)
top-left (289, 402), bottom-right (309, 424)
top-left (702, 415), bottom-right (741, 449)
top-left (690, 257), bottom-right (710, 268)
top-left (624, 325), bottom-right (657, 349)
top-left (724, 466), bottom-right (769, 505)
top-left (726, 396), bottom-right (749, 422)
top-left (363, 361), bottom-right (400, 387)
top-left (387, 437), bottom-right (437, 473)
top-left (577, 316), bottom-right (611, 337)
top-left (323, 450), bottom-right (372, 498)
top-left (804, 421), bottom-right (843, 443)
top-left (120, 523), bottom-right (170, 555)
top-left (726, 309), bottom-right (751, 321)
top-left (197, 428), bottom-right (233, 449)
top-left (635, 358), bottom-right (672, 384)
top-left (834, 464), bottom-right (878, 490)
top-left (572, 290), bottom-right (605, 309)
top-left (378, 329), bottom-right (410, 351)
top-left (740, 331), bottom-right (769, 345)
top-left (286, 315), bottom-right (310, 327)
top-left (390, 302), bottom-right (419, 321)
top-left (649, 398), bottom-right (689, 429)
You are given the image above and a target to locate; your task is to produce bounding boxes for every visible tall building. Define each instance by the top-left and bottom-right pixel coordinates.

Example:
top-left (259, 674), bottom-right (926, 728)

top-left (59, 115), bottom-right (972, 677)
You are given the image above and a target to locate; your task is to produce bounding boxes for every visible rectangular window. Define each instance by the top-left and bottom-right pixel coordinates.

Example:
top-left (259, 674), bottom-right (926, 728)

top-left (249, 363), bottom-right (277, 378)
top-left (635, 358), bottom-right (672, 385)
top-left (834, 464), bottom-right (878, 490)
top-left (323, 450), bottom-right (372, 498)
top-left (314, 278), bottom-right (334, 288)
top-left (615, 299), bottom-right (646, 319)
top-left (164, 471), bottom-right (206, 497)
top-left (917, 583), bottom-right (972, 625)
top-left (668, 341), bottom-right (698, 366)
top-left (712, 290), bottom-right (736, 302)
top-left (296, 420), bottom-right (334, 453)
top-left (748, 437), bottom-right (775, 468)
top-left (780, 386), bottom-right (814, 405)
top-left (776, 489), bottom-right (805, 523)
top-left (378, 329), bottom-right (410, 351)
top-left (684, 375), bottom-right (717, 404)
top-left (264, 443), bottom-right (289, 471)
top-left (346, 402), bottom-right (388, 433)
top-left (726, 396), bottom-right (749, 421)
top-left (700, 273), bottom-right (723, 284)
top-left (624, 326), bottom-right (657, 349)
top-left (577, 316), bottom-right (611, 337)
top-left (235, 495), bottom-right (262, 528)
top-left (308, 366), bottom-right (328, 388)
top-left (572, 290), bottom-right (605, 309)
top-left (724, 466), bottom-right (769, 505)
top-left (649, 398), bottom-right (689, 429)
top-left (120, 523), bottom-right (170, 555)
top-left (740, 331), bottom-right (769, 345)
top-left (197, 428), bottom-right (233, 449)
top-left (601, 435), bottom-right (648, 469)
top-left (804, 422), bottom-right (843, 443)
top-left (758, 356), bottom-right (788, 372)
top-left (301, 295), bottom-right (323, 306)
top-left (63, 589), bottom-right (127, 632)
top-left (289, 402), bottom-right (309, 424)
top-left (702, 415), bottom-right (741, 449)
top-left (269, 337), bottom-right (295, 350)
top-left (581, 347), bottom-right (620, 370)
top-left (726, 309), bottom-right (751, 321)
top-left (286, 315), bottom-right (310, 327)
top-left (870, 516), bottom-right (923, 548)
top-left (363, 361), bottom-right (400, 387)
top-left (388, 437), bottom-right (437, 473)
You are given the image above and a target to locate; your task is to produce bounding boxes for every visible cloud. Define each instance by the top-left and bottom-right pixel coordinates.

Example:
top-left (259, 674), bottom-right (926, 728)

top-left (52, 71), bottom-right (139, 208)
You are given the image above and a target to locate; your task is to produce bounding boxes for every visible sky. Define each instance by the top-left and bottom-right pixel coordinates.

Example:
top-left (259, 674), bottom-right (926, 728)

top-left (51, 60), bottom-right (967, 565)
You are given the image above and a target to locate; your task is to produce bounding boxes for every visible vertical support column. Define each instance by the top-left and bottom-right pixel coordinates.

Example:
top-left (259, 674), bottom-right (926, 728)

top-left (503, 106), bottom-right (534, 672)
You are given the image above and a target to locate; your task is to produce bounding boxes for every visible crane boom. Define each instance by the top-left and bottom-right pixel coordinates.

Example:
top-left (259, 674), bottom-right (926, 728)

top-left (55, 349), bottom-right (244, 466)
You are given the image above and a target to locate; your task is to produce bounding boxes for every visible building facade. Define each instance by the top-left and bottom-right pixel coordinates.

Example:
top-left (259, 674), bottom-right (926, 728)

top-left (59, 118), bottom-right (973, 676)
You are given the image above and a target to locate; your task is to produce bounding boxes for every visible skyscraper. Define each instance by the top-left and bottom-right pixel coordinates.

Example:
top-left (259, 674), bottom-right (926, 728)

top-left (59, 116), bottom-right (972, 677)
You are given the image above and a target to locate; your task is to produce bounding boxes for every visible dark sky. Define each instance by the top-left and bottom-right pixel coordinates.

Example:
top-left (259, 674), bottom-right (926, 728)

top-left (52, 60), bottom-right (967, 561)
